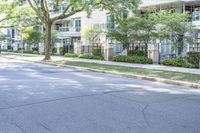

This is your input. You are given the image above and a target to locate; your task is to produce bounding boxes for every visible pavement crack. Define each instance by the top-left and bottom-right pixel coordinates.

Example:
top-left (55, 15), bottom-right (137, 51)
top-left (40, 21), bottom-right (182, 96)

top-left (0, 90), bottom-right (143, 111)
top-left (142, 104), bottom-right (151, 128)
top-left (0, 93), bottom-right (103, 111)
top-left (11, 122), bottom-right (26, 133)
top-left (40, 123), bottom-right (53, 133)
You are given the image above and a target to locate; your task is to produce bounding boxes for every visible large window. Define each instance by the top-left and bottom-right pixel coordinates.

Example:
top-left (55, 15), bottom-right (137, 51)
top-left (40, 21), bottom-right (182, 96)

top-left (107, 12), bottom-right (128, 30)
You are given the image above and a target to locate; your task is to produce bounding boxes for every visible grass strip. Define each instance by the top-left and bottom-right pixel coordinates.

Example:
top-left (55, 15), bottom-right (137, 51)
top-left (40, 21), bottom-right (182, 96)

top-left (55, 61), bottom-right (200, 84)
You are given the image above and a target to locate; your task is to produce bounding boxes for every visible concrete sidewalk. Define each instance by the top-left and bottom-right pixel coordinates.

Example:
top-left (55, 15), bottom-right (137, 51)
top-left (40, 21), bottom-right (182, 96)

top-left (1, 52), bottom-right (200, 75)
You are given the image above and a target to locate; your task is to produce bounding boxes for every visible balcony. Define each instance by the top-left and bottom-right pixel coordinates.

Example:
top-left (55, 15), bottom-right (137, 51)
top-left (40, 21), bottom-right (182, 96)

top-left (54, 27), bottom-right (81, 38)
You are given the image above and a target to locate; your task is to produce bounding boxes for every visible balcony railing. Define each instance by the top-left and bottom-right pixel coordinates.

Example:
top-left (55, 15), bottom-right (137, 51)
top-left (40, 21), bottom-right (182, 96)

top-left (56, 27), bottom-right (81, 33)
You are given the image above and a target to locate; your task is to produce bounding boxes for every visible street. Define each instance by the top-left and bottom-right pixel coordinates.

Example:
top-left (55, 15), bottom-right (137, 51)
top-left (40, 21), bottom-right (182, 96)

top-left (0, 57), bottom-right (200, 133)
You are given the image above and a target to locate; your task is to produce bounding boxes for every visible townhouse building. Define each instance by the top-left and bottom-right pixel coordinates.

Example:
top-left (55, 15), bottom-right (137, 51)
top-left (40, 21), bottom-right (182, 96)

top-left (0, 0), bottom-right (200, 57)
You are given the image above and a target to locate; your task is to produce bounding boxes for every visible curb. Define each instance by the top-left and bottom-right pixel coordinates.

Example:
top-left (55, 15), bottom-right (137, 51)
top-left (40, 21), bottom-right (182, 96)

top-left (36, 60), bottom-right (200, 89)
top-left (1, 55), bottom-right (200, 89)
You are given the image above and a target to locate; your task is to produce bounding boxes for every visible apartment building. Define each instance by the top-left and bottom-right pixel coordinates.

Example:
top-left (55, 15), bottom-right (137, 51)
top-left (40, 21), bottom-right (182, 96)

top-left (0, 0), bottom-right (200, 54)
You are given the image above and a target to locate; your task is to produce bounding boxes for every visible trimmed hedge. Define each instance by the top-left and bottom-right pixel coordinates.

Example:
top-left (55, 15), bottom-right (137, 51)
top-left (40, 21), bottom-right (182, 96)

top-left (113, 55), bottom-right (153, 64)
top-left (78, 53), bottom-right (104, 60)
top-left (161, 57), bottom-right (194, 68)
top-left (64, 53), bottom-right (78, 58)
top-left (32, 51), bottom-right (39, 54)
top-left (186, 51), bottom-right (200, 68)
top-left (128, 50), bottom-right (145, 56)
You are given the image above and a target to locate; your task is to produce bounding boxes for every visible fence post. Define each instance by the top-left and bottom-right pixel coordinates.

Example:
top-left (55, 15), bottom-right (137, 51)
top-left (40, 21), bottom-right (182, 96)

top-left (199, 59), bottom-right (200, 69)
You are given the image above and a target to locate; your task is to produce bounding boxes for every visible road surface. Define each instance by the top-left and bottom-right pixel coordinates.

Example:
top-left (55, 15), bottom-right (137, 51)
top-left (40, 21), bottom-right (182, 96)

top-left (0, 57), bottom-right (200, 133)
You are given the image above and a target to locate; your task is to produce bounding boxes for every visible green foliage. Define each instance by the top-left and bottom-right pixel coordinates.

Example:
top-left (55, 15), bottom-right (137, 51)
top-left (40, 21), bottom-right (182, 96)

top-left (64, 53), bottom-right (78, 58)
top-left (150, 10), bottom-right (193, 49)
top-left (24, 30), bottom-right (43, 46)
top-left (81, 27), bottom-right (102, 44)
top-left (108, 10), bottom-right (193, 56)
top-left (52, 48), bottom-right (57, 54)
top-left (161, 57), bottom-right (194, 68)
top-left (24, 50), bottom-right (33, 54)
top-left (113, 55), bottom-right (153, 64)
top-left (128, 50), bottom-right (145, 56)
top-left (32, 51), bottom-right (39, 54)
top-left (92, 48), bottom-right (102, 56)
top-left (186, 51), bottom-right (200, 68)
top-left (32, 48), bottom-right (39, 51)
top-left (78, 53), bottom-right (103, 60)
top-left (7, 49), bottom-right (13, 52)
top-left (59, 47), bottom-right (64, 56)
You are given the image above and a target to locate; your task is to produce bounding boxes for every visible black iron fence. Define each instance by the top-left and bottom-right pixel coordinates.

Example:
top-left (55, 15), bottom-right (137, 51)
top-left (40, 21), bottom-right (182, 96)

top-left (81, 43), bottom-right (103, 54)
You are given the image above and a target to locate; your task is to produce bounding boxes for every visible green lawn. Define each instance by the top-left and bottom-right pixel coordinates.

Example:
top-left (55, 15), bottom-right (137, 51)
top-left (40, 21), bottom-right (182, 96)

top-left (55, 61), bottom-right (200, 84)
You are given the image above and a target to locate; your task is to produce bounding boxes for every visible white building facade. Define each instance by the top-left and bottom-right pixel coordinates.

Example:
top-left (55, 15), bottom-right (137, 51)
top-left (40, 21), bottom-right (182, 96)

top-left (0, 0), bottom-right (200, 55)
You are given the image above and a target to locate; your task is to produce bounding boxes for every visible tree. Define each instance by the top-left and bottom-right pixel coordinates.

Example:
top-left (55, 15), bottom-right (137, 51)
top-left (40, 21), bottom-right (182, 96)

top-left (0, 0), bottom-right (17, 28)
top-left (108, 14), bottom-right (158, 56)
top-left (107, 18), bottom-right (130, 49)
top-left (127, 16), bottom-right (158, 56)
top-left (23, 28), bottom-right (43, 51)
top-left (26, 0), bottom-right (140, 60)
top-left (81, 27), bottom-right (102, 45)
top-left (151, 10), bottom-right (193, 52)
top-left (108, 10), bottom-right (193, 57)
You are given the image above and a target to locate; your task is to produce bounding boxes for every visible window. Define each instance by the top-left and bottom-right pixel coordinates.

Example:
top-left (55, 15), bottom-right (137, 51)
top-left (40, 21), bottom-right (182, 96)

top-left (58, 21), bottom-right (70, 32)
top-left (107, 12), bottom-right (128, 30)
top-left (107, 13), bottom-right (115, 30)
top-left (75, 19), bottom-right (81, 32)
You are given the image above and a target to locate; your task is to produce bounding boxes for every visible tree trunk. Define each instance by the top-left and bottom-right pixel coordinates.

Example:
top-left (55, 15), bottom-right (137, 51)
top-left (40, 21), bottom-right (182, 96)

top-left (43, 22), bottom-right (52, 60)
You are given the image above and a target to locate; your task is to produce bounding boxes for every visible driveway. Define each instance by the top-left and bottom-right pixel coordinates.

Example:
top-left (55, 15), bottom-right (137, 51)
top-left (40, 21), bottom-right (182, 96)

top-left (0, 57), bottom-right (200, 133)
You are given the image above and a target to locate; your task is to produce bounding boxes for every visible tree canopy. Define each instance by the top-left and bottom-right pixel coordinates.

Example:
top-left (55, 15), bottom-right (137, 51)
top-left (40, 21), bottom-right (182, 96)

top-left (108, 10), bottom-right (193, 56)
top-left (26, 0), bottom-right (140, 60)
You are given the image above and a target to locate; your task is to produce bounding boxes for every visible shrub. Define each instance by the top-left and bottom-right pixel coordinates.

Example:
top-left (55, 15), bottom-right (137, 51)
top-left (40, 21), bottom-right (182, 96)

top-left (186, 51), bottom-right (200, 68)
top-left (12, 50), bottom-right (19, 53)
top-left (113, 55), bottom-right (153, 64)
top-left (59, 47), bottom-right (64, 55)
top-left (52, 48), bottom-right (57, 54)
top-left (32, 51), bottom-right (39, 54)
top-left (161, 57), bottom-right (194, 68)
top-left (25, 50), bottom-right (33, 54)
top-left (7, 49), bottom-right (13, 52)
top-left (128, 50), bottom-right (145, 56)
top-left (64, 53), bottom-right (78, 58)
top-left (79, 53), bottom-right (103, 60)
top-left (32, 48), bottom-right (38, 51)
top-left (93, 48), bottom-right (102, 56)
top-left (1, 49), bottom-right (7, 52)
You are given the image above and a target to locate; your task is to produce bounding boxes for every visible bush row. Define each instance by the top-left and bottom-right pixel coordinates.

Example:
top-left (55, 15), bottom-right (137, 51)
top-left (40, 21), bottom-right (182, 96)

top-left (161, 52), bottom-right (200, 68)
top-left (161, 57), bottom-right (194, 68)
top-left (79, 53), bottom-right (104, 60)
top-left (113, 55), bottom-right (153, 64)
top-left (128, 50), bottom-right (145, 56)
top-left (64, 53), bottom-right (78, 58)
top-left (2, 49), bottom-right (39, 54)
top-left (186, 51), bottom-right (200, 68)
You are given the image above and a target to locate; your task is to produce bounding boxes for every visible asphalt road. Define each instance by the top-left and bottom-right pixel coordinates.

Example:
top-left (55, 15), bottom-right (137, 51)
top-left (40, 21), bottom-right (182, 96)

top-left (0, 57), bottom-right (200, 133)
